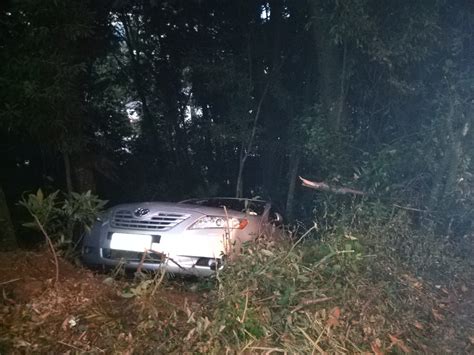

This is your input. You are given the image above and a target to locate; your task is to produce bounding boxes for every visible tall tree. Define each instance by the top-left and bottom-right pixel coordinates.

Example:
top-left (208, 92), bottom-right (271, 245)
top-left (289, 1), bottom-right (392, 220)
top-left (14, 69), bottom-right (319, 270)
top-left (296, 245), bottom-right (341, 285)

top-left (0, 184), bottom-right (16, 251)
top-left (0, 0), bottom-right (107, 193)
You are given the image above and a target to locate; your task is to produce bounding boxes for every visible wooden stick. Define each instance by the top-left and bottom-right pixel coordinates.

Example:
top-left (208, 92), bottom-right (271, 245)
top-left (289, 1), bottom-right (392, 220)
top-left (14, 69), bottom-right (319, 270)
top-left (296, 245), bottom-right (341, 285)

top-left (299, 176), bottom-right (365, 195)
top-left (0, 278), bottom-right (21, 286)
top-left (57, 340), bottom-right (84, 351)
top-left (291, 296), bottom-right (334, 313)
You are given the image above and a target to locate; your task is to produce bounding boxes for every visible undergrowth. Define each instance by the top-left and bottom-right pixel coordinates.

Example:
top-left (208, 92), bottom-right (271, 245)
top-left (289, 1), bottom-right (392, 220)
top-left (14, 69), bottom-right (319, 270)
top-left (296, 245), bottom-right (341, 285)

top-left (182, 203), bottom-right (473, 353)
top-left (2, 201), bottom-right (472, 353)
top-left (183, 232), bottom-right (434, 353)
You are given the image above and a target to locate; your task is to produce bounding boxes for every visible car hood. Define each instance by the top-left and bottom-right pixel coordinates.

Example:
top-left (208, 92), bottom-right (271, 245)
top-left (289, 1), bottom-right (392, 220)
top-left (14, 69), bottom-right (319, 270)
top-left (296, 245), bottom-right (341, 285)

top-left (108, 201), bottom-right (247, 218)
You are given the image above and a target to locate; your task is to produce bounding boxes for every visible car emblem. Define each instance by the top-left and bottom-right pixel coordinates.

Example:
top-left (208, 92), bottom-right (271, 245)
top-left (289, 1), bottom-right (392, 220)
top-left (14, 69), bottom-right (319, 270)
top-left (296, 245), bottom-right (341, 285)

top-left (134, 208), bottom-right (150, 217)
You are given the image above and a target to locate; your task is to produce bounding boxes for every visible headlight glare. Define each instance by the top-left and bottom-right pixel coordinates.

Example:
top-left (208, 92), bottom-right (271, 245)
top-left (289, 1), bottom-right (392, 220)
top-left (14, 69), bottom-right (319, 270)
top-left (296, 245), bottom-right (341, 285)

top-left (190, 216), bottom-right (248, 230)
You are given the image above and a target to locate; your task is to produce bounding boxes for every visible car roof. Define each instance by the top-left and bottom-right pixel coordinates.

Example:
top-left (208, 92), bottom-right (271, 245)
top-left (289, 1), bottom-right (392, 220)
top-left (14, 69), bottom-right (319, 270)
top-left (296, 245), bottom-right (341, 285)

top-left (179, 197), bottom-right (268, 204)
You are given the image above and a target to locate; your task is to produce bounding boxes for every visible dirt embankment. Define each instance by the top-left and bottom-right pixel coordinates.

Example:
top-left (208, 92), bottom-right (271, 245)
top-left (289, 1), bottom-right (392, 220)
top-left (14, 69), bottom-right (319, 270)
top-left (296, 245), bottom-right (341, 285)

top-left (0, 248), bottom-right (473, 353)
top-left (0, 249), bottom-right (206, 353)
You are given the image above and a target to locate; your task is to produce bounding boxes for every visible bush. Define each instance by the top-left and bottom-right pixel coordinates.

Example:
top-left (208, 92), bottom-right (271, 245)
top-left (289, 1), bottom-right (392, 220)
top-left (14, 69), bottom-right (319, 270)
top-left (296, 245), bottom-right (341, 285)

top-left (186, 230), bottom-right (376, 353)
top-left (183, 199), bottom-right (472, 353)
top-left (19, 188), bottom-right (107, 251)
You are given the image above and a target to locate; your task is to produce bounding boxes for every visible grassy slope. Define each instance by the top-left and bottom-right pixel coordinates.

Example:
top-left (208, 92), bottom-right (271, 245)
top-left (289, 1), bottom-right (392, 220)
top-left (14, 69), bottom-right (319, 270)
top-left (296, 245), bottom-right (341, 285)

top-left (0, 223), bottom-right (472, 354)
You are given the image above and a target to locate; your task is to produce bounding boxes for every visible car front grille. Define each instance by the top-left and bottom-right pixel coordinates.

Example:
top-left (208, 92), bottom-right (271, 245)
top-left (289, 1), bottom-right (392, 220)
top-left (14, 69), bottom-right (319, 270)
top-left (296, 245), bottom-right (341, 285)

top-left (102, 248), bottom-right (164, 264)
top-left (111, 210), bottom-right (190, 231)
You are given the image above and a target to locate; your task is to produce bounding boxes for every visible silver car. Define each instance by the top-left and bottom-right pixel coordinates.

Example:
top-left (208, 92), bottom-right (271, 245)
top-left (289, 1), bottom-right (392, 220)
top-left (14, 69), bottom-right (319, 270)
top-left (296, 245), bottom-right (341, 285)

top-left (81, 198), bottom-right (282, 276)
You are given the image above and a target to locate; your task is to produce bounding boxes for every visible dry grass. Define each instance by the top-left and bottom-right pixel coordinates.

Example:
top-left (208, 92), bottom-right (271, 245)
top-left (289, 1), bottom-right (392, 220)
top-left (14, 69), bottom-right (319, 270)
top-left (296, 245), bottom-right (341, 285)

top-left (0, 250), bottom-right (205, 353)
top-left (184, 226), bottom-right (473, 354)
top-left (186, 242), bottom-right (402, 352)
top-left (1, 221), bottom-right (472, 354)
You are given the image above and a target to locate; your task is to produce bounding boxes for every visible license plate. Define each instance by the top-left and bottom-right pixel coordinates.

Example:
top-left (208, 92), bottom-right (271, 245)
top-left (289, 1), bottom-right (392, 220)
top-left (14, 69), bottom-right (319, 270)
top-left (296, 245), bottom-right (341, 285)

top-left (110, 233), bottom-right (152, 252)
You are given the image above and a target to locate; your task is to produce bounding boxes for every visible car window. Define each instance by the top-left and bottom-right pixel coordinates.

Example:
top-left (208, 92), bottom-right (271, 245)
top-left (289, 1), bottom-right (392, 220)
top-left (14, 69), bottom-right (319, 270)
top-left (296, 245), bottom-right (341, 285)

top-left (180, 198), bottom-right (267, 216)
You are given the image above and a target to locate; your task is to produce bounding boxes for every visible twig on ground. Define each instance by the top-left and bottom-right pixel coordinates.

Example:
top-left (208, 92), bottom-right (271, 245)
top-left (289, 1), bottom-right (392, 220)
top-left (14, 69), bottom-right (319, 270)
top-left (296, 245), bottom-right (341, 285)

top-left (248, 346), bottom-right (286, 353)
top-left (0, 278), bottom-right (21, 286)
top-left (291, 296), bottom-right (334, 313)
top-left (57, 340), bottom-right (84, 351)
top-left (297, 326), bottom-right (325, 353)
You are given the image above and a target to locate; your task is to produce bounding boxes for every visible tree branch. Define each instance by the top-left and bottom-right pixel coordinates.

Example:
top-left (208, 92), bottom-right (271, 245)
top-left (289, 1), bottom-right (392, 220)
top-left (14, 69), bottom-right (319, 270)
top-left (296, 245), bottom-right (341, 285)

top-left (299, 176), bottom-right (365, 196)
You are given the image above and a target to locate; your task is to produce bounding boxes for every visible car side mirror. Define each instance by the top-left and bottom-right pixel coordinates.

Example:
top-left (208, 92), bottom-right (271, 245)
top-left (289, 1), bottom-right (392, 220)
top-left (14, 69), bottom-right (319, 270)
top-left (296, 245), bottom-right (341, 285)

top-left (271, 212), bottom-right (283, 226)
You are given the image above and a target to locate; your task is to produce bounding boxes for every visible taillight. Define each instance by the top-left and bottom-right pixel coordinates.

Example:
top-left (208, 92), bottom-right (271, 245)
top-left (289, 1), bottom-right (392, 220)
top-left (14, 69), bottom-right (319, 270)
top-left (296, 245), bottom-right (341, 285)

top-left (238, 219), bottom-right (248, 229)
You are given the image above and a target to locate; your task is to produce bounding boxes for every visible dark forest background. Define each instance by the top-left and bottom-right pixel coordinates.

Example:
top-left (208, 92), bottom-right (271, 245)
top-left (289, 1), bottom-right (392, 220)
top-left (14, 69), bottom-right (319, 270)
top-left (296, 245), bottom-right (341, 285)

top-left (0, 0), bottom-right (473, 248)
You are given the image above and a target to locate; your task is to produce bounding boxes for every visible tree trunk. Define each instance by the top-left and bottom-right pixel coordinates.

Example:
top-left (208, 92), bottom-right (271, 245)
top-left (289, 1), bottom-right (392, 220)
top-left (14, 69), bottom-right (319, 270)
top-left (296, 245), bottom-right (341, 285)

top-left (285, 148), bottom-right (300, 220)
top-left (120, 13), bottom-right (155, 140)
top-left (260, 0), bottom-right (283, 196)
top-left (236, 148), bottom-right (246, 198)
top-left (310, 1), bottom-right (348, 132)
top-left (0, 184), bottom-right (17, 251)
top-left (62, 148), bottom-right (73, 194)
top-left (74, 153), bottom-right (96, 193)
top-left (428, 101), bottom-right (468, 213)
top-left (235, 62), bottom-right (274, 198)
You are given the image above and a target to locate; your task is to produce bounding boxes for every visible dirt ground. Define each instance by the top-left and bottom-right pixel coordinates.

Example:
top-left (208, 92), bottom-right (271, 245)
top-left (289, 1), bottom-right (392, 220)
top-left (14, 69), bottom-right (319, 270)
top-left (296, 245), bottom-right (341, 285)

top-left (0, 248), bottom-right (207, 353)
top-left (0, 248), bottom-right (473, 354)
top-left (429, 278), bottom-right (474, 353)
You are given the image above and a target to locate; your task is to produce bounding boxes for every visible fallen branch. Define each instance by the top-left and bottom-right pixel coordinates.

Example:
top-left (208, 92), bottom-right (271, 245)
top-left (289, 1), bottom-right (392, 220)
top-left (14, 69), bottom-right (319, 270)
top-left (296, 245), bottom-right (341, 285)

top-left (0, 278), bottom-right (21, 286)
top-left (299, 176), bottom-right (365, 196)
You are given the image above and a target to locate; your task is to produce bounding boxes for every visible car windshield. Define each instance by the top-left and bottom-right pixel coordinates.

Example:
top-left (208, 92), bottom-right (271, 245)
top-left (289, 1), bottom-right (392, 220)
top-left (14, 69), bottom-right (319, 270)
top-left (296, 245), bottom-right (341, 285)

top-left (180, 198), bottom-right (267, 216)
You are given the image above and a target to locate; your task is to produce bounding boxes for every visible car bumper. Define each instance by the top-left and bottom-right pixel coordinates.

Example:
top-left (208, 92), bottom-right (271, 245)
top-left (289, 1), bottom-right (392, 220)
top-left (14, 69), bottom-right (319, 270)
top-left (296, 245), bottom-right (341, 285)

top-left (81, 220), bottom-right (232, 276)
top-left (82, 246), bottom-right (223, 276)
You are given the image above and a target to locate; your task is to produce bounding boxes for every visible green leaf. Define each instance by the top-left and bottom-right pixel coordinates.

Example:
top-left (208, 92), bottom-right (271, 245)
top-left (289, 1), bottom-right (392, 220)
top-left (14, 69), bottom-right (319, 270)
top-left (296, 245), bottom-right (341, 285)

top-left (22, 222), bottom-right (38, 229)
top-left (36, 188), bottom-right (43, 202)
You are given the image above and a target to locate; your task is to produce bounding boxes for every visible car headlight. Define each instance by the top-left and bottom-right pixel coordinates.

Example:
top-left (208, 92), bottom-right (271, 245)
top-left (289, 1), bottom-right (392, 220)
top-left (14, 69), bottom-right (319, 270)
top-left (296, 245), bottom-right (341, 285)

top-left (189, 216), bottom-right (248, 230)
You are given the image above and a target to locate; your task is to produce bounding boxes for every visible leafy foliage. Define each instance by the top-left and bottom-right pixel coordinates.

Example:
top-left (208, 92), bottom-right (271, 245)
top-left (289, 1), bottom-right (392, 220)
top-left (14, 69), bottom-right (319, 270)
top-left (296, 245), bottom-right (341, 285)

top-left (1, 1), bottom-right (473, 353)
top-left (1, 202), bottom-right (472, 353)
top-left (0, 0), bottom-right (472, 273)
top-left (19, 189), bottom-right (107, 249)
top-left (181, 210), bottom-right (468, 353)
top-left (2, 17), bottom-right (474, 345)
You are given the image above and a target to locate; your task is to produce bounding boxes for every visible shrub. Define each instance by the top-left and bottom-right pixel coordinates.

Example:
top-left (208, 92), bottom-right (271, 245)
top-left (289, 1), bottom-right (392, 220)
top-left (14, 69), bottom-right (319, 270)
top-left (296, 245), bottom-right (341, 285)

top-left (19, 188), bottom-right (107, 251)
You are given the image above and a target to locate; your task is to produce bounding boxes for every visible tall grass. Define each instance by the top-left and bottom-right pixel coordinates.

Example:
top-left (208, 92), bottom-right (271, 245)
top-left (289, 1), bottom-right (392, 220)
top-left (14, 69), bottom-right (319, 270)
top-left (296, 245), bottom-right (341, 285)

top-left (182, 217), bottom-right (440, 353)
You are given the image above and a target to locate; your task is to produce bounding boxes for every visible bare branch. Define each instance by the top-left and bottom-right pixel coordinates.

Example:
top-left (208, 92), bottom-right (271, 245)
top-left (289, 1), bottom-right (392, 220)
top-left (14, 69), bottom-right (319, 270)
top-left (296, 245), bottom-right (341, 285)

top-left (299, 176), bottom-right (365, 196)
